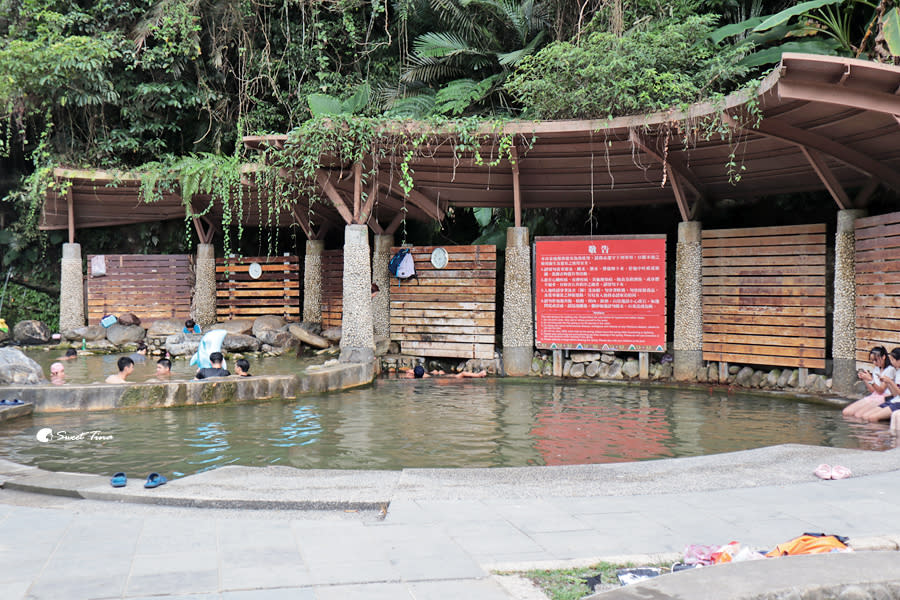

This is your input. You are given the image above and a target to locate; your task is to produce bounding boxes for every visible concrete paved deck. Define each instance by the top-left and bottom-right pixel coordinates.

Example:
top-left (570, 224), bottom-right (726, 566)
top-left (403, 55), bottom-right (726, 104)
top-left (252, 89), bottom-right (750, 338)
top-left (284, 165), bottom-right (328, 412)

top-left (2, 443), bottom-right (900, 599)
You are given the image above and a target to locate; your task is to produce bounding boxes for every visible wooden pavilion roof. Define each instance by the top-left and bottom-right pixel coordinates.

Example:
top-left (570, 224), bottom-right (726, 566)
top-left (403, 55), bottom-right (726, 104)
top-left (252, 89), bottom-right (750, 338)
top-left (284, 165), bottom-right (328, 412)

top-left (42, 53), bottom-right (900, 242)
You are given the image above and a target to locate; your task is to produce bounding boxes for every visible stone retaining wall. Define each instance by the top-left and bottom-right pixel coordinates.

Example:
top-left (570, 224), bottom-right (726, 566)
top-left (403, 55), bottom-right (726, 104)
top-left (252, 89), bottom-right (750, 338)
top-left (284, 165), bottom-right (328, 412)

top-left (1, 361), bottom-right (376, 414)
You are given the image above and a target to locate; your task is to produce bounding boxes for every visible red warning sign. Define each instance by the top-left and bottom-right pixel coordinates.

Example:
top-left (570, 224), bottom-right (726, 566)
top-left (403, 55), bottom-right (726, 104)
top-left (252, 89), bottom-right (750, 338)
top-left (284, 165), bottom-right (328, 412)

top-left (534, 236), bottom-right (666, 351)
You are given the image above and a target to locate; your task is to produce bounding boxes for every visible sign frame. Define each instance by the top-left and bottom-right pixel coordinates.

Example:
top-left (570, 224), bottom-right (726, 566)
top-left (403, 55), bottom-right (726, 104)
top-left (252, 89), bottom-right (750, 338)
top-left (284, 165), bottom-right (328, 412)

top-left (533, 235), bottom-right (667, 353)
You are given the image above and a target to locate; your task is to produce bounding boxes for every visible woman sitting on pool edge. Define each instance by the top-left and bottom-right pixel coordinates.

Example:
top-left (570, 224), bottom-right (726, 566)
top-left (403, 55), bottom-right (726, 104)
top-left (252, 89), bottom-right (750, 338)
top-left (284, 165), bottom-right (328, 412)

top-left (858, 347), bottom-right (900, 422)
top-left (404, 364), bottom-right (487, 379)
top-left (843, 346), bottom-right (894, 418)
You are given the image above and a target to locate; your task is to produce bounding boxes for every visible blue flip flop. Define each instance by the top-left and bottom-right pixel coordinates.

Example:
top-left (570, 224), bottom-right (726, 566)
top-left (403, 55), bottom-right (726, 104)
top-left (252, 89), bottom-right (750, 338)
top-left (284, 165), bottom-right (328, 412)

top-left (110, 472), bottom-right (127, 488)
top-left (144, 472), bottom-right (167, 489)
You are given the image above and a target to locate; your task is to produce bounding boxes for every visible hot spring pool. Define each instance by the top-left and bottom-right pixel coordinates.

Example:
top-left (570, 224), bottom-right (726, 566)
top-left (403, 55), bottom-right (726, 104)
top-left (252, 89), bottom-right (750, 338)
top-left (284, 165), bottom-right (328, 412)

top-left (0, 378), bottom-right (893, 478)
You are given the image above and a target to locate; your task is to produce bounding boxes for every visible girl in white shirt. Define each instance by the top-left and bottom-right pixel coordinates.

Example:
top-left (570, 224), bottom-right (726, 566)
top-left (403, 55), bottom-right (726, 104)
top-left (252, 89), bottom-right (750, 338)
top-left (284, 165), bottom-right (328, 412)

top-left (864, 348), bottom-right (900, 422)
top-left (843, 346), bottom-right (894, 418)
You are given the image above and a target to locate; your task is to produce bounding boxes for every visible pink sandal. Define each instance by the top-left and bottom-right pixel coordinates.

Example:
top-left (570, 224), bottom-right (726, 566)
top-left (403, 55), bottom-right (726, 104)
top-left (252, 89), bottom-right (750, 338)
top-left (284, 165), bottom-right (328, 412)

top-left (814, 464), bottom-right (832, 480)
top-left (831, 465), bottom-right (852, 480)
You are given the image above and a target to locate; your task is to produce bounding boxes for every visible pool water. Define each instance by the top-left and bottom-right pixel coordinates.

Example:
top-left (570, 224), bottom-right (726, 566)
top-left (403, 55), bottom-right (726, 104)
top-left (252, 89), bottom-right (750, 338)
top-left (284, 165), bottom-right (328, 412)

top-left (0, 379), bottom-right (893, 478)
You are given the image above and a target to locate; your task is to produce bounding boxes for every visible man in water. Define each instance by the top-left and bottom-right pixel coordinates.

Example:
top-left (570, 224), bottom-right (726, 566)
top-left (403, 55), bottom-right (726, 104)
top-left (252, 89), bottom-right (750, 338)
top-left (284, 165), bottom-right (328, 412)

top-left (105, 356), bottom-right (134, 383)
top-left (234, 358), bottom-right (251, 377)
top-left (150, 358), bottom-right (172, 381)
top-left (195, 352), bottom-right (230, 379)
top-left (49, 362), bottom-right (66, 385)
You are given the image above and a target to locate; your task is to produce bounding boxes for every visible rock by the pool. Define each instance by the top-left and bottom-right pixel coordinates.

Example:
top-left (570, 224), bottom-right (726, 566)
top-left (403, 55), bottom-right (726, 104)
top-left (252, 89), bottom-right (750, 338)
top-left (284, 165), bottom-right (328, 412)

top-left (214, 320), bottom-right (254, 335)
top-left (12, 320), bottom-right (51, 345)
top-left (146, 318), bottom-right (186, 337)
top-left (222, 333), bottom-right (261, 352)
top-left (106, 323), bottom-right (146, 345)
top-left (252, 315), bottom-right (286, 339)
top-left (63, 324), bottom-right (107, 342)
top-left (0, 347), bottom-right (47, 384)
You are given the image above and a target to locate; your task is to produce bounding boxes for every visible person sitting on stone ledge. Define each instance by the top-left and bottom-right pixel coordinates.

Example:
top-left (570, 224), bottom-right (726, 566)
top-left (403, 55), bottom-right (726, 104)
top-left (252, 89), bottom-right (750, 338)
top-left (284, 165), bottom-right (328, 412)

top-left (49, 362), bottom-right (65, 385)
top-left (234, 358), bottom-right (251, 377)
top-left (105, 356), bottom-right (134, 384)
top-left (195, 352), bottom-right (230, 379)
top-left (183, 319), bottom-right (202, 335)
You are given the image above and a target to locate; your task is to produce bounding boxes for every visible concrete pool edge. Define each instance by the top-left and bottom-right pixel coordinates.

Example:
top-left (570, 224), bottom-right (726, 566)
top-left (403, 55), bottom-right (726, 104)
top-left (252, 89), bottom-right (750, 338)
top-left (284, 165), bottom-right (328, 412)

top-left (3, 443), bottom-right (900, 511)
top-left (0, 360), bottom-right (376, 413)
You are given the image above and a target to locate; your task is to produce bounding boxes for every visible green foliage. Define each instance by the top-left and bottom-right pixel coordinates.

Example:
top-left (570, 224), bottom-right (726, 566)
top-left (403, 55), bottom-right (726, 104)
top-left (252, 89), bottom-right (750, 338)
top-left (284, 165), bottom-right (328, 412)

top-left (0, 283), bottom-right (59, 332)
top-left (506, 15), bottom-right (750, 119)
top-left (882, 7), bottom-right (900, 56)
top-left (307, 83), bottom-right (372, 117)
top-left (395, 0), bottom-right (551, 116)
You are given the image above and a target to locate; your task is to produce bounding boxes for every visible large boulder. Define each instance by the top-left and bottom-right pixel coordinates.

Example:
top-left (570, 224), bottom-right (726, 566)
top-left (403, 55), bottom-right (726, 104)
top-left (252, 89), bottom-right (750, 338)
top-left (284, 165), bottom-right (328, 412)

top-left (622, 358), bottom-right (640, 378)
top-left (165, 334), bottom-right (200, 357)
top-left (0, 347), bottom-right (47, 385)
top-left (146, 318), bottom-right (185, 337)
top-left (63, 325), bottom-right (107, 342)
top-left (12, 320), bottom-right (51, 345)
top-left (258, 330), bottom-right (296, 348)
top-left (106, 323), bottom-right (146, 346)
top-left (214, 320), bottom-right (254, 335)
top-left (222, 333), bottom-right (261, 353)
top-left (288, 324), bottom-right (330, 349)
top-left (252, 315), bottom-right (287, 339)
top-left (320, 327), bottom-right (342, 343)
top-left (117, 312), bottom-right (141, 326)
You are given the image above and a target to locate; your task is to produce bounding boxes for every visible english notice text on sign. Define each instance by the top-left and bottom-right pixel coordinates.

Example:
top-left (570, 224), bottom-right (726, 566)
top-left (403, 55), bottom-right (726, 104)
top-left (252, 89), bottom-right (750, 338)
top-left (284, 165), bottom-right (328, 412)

top-left (534, 236), bottom-right (667, 352)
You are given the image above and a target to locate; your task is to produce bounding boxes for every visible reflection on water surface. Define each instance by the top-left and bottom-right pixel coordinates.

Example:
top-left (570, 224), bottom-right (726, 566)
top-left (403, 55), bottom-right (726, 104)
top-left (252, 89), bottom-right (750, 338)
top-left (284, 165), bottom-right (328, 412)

top-left (0, 379), bottom-right (894, 477)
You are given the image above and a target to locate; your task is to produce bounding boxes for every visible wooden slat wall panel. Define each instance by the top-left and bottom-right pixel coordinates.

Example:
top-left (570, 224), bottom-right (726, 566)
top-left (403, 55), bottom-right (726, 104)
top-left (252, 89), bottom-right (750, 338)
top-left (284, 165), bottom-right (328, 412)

top-left (321, 250), bottom-right (343, 330)
top-left (86, 254), bottom-right (193, 324)
top-left (216, 255), bottom-right (300, 321)
top-left (855, 211), bottom-right (900, 361)
top-left (389, 245), bottom-right (496, 359)
top-left (701, 224), bottom-right (827, 369)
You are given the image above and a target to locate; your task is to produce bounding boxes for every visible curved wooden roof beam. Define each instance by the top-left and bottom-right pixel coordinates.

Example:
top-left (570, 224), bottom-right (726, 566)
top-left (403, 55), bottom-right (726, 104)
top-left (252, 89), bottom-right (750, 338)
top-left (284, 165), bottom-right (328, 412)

top-left (628, 130), bottom-right (705, 220)
top-left (721, 113), bottom-right (900, 193)
top-left (375, 171), bottom-right (445, 221)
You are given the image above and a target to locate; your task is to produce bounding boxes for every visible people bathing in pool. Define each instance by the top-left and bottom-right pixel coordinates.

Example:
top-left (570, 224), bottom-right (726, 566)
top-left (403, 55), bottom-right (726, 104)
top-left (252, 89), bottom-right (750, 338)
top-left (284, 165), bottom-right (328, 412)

top-left (856, 347), bottom-right (900, 423)
top-left (842, 346), bottom-right (894, 418)
top-left (195, 352), bottom-right (230, 379)
top-left (105, 356), bottom-right (134, 384)
top-left (404, 364), bottom-right (487, 379)
top-left (49, 362), bottom-right (65, 385)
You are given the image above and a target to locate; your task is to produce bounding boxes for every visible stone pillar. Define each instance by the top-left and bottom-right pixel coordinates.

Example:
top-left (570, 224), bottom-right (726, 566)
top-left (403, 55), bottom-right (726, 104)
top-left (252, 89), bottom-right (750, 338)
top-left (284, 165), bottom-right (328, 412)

top-left (303, 239), bottom-right (324, 326)
top-left (340, 224), bottom-right (375, 363)
top-left (674, 221), bottom-right (703, 381)
top-left (191, 243), bottom-right (217, 328)
top-left (503, 227), bottom-right (533, 376)
top-left (372, 234), bottom-right (393, 340)
top-left (59, 243), bottom-right (85, 332)
top-left (833, 209), bottom-right (866, 396)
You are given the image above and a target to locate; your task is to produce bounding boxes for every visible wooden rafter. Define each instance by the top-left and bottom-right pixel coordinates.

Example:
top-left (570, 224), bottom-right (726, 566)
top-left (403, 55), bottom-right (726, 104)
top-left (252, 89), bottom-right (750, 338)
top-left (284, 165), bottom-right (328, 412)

top-left (800, 147), bottom-right (851, 209)
top-left (291, 206), bottom-right (314, 239)
top-left (376, 172), bottom-right (444, 221)
top-left (628, 130), bottom-right (705, 201)
top-left (854, 179), bottom-right (879, 207)
top-left (316, 170), bottom-right (354, 224)
top-left (666, 165), bottom-right (690, 221)
top-left (722, 113), bottom-right (900, 192)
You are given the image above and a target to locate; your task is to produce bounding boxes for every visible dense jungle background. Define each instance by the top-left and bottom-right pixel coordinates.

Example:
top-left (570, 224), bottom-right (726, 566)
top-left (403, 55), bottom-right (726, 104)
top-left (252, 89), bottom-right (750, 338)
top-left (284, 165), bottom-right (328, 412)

top-left (1, 0), bottom-right (898, 328)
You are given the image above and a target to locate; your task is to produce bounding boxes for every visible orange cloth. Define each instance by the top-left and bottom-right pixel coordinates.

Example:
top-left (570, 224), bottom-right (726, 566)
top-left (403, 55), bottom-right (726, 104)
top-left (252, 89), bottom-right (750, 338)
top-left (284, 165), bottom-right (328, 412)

top-left (765, 535), bottom-right (847, 557)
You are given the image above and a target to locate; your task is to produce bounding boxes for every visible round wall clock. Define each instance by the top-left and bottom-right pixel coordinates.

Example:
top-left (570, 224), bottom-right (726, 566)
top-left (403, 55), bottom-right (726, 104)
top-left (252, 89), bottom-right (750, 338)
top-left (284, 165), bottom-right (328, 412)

top-left (430, 247), bottom-right (449, 269)
top-left (248, 262), bottom-right (263, 279)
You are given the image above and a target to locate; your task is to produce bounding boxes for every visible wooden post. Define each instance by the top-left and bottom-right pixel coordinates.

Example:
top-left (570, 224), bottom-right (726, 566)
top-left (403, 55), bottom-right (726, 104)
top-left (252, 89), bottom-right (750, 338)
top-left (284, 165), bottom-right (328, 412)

top-left (553, 349), bottom-right (563, 377)
top-left (639, 352), bottom-right (649, 380)
top-left (283, 253), bottom-right (290, 319)
top-left (719, 361), bottom-right (729, 384)
top-left (511, 146), bottom-right (522, 228)
top-left (798, 367), bottom-right (808, 388)
top-left (353, 162), bottom-right (363, 222)
top-left (66, 185), bottom-right (75, 244)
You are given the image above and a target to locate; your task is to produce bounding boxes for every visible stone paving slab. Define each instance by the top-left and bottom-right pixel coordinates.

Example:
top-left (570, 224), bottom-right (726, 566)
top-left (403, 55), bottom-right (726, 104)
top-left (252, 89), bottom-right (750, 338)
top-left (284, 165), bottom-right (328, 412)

top-left (2, 444), bottom-right (900, 599)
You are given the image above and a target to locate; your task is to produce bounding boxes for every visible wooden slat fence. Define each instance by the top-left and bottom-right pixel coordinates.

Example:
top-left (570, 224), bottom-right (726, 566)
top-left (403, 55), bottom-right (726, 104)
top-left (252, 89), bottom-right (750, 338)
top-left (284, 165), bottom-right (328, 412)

top-left (321, 249), bottom-right (343, 329)
top-left (87, 254), bottom-right (192, 325)
top-left (701, 224), bottom-right (827, 369)
top-left (855, 210), bottom-right (900, 361)
top-left (389, 245), bottom-right (496, 359)
top-left (216, 255), bottom-right (300, 320)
